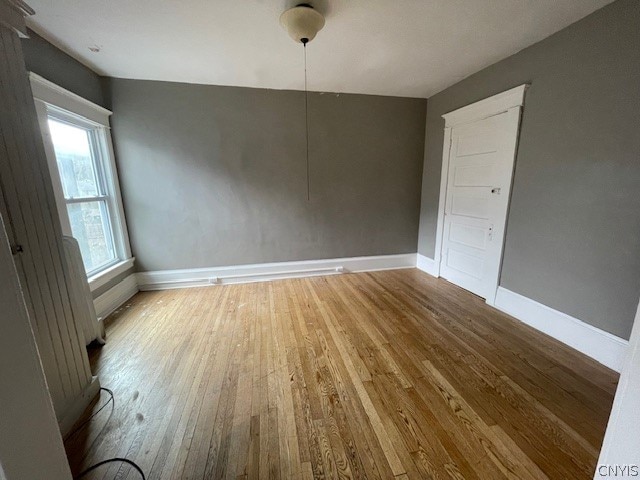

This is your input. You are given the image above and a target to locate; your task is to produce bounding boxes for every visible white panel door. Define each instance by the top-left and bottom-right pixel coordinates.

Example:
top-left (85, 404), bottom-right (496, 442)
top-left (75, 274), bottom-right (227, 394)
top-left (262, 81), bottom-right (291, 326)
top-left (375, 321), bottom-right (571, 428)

top-left (439, 108), bottom-right (519, 300)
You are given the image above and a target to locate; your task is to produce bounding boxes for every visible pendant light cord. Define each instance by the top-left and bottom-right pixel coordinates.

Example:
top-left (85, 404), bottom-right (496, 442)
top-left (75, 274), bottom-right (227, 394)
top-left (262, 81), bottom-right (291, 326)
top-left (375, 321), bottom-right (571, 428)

top-left (303, 42), bottom-right (310, 201)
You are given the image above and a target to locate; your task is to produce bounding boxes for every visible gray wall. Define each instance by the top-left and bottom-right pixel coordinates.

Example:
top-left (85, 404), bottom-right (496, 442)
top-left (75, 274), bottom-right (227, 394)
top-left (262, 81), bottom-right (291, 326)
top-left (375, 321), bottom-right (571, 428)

top-left (103, 78), bottom-right (426, 272)
top-left (21, 29), bottom-right (105, 108)
top-left (418, 0), bottom-right (640, 339)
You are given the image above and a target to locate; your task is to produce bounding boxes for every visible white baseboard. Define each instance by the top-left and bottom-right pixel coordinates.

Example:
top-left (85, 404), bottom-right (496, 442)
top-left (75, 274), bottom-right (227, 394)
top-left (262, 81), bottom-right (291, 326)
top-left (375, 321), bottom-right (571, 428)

top-left (58, 375), bottom-right (100, 436)
top-left (136, 253), bottom-right (417, 291)
top-left (93, 274), bottom-right (139, 321)
top-left (494, 287), bottom-right (628, 372)
top-left (98, 255), bottom-right (628, 372)
top-left (416, 254), bottom-right (438, 277)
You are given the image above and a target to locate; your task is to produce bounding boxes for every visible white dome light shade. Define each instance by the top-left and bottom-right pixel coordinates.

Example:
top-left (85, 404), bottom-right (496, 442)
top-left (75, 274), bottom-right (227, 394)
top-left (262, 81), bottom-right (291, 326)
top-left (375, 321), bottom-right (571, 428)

top-left (279, 4), bottom-right (325, 44)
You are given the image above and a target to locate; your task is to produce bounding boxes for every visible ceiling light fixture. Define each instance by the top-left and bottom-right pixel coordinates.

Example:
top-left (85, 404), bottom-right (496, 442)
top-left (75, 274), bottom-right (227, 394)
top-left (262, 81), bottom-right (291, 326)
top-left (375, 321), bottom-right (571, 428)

top-left (280, 3), bottom-right (325, 201)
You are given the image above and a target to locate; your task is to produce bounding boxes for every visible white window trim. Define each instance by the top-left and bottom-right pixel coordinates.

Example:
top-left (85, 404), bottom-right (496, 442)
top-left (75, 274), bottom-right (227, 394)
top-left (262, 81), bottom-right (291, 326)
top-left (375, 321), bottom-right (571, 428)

top-left (88, 257), bottom-right (135, 292)
top-left (30, 72), bottom-right (112, 125)
top-left (30, 72), bottom-right (134, 292)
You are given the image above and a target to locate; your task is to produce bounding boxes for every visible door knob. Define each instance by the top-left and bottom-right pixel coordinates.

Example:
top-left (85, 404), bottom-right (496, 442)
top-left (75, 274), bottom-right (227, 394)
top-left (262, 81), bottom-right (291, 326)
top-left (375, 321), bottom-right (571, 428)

top-left (491, 187), bottom-right (501, 194)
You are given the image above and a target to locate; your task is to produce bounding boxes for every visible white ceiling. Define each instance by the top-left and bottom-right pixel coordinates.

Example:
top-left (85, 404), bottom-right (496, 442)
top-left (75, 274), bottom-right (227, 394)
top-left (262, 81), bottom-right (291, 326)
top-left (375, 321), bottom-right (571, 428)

top-left (26, 0), bottom-right (612, 99)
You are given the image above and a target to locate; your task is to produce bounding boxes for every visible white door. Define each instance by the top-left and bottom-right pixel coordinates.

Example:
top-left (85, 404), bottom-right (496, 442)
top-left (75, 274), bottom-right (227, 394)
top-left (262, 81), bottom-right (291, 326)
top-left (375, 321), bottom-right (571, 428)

top-left (439, 107), bottom-right (520, 301)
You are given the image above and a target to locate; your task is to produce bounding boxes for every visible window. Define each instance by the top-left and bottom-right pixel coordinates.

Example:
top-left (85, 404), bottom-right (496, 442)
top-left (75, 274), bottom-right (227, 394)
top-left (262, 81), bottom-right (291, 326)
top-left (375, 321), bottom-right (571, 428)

top-left (31, 73), bottom-right (133, 290)
top-left (47, 116), bottom-right (117, 275)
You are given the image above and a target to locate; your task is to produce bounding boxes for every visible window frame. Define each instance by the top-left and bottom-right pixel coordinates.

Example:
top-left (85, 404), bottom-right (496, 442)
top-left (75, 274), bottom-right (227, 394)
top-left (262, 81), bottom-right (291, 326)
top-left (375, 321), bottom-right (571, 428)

top-left (47, 109), bottom-right (118, 277)
top-left (30, 73), bottom-right (134, 291)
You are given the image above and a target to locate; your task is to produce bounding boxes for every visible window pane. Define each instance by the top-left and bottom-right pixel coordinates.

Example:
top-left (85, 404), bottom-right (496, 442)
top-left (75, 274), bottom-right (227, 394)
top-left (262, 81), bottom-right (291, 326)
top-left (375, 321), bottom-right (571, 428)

top-left (48, 119), bottom-right (100, 198)
top-left (67, 201), bottom-right (116, 274)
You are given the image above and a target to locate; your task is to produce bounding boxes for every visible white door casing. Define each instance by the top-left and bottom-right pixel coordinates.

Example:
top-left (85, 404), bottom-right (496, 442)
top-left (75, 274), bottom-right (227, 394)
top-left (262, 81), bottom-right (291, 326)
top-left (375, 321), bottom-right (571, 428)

top-left (595, 298), bottom-right (640, 477)
top-left (433, 85), bottom-right (528, 305)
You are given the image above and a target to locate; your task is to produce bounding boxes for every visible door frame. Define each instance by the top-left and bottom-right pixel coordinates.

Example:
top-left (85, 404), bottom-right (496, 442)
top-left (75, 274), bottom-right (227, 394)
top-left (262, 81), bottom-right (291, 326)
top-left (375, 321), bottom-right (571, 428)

top-left (433, 84), bottom-right (528, 305)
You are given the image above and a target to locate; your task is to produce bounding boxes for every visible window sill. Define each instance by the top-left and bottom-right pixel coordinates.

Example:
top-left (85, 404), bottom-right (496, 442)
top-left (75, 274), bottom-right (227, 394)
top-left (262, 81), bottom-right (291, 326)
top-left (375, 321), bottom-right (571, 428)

top-left (88, 257), bottom-right (135, 293)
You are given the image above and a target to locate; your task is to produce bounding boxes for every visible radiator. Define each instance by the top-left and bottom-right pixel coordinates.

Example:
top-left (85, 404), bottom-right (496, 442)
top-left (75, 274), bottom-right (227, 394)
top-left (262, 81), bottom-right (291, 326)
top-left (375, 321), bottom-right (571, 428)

top-left (62, 236), bottom-right (105, 345)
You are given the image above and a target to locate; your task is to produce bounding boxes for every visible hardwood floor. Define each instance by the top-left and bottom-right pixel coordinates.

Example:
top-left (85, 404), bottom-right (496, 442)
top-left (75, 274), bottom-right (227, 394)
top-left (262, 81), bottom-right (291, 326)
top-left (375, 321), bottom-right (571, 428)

top-left (65, 269), bottom-right (618, 479)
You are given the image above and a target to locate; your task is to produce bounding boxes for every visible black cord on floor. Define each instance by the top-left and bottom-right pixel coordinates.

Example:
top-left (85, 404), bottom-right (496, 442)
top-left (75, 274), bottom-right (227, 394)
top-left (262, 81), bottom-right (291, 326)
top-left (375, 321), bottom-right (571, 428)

top-left (64, 387), bottom-right (114, 441)
top-left (66, 387), bottom-right (147, 479)
top-left (75, 457), bottom-right (145, 479)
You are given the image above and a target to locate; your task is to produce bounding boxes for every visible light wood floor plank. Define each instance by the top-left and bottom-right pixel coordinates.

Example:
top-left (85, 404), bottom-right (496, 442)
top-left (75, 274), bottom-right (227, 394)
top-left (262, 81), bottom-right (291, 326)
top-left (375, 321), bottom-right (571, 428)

top-left (66, 270), bottom-right (617, 479)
